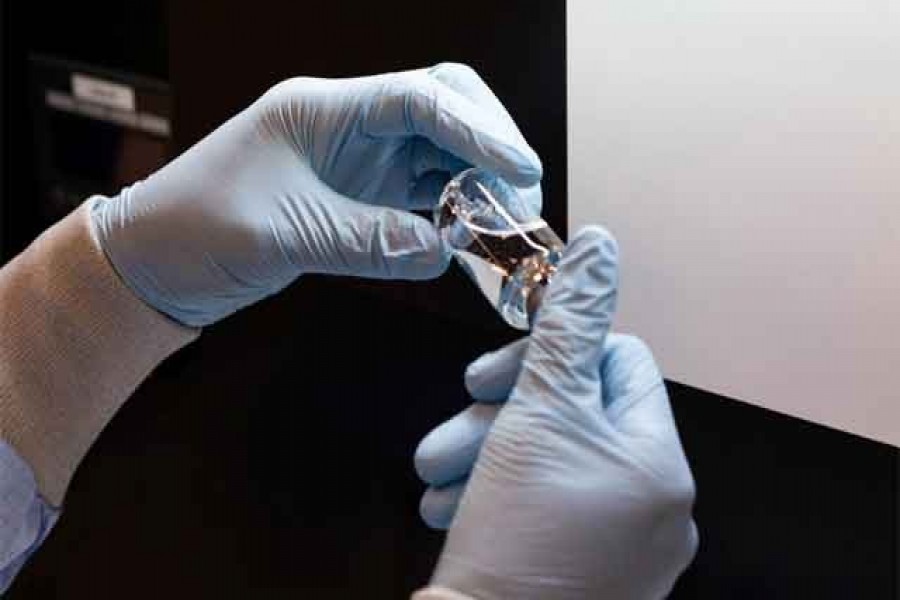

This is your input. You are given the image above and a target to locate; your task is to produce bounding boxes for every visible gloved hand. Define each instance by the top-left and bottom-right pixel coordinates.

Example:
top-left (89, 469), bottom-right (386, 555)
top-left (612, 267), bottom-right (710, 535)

top-left (414, 228), bottom-right (698, 600)
top-left (92, 63), bottom-right (542, 327)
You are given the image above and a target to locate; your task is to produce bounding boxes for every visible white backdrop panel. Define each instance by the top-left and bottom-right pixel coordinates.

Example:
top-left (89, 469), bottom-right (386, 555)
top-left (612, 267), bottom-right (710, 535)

top-left (568, 0), bottom-right (900, 445)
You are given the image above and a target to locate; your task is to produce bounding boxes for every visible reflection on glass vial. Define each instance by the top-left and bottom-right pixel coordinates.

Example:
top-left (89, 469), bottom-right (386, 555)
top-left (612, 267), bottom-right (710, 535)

top-left (435, 168), bottom-right (565, 330)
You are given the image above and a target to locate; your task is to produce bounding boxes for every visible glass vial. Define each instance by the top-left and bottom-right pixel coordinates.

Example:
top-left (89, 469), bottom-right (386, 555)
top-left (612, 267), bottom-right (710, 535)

top-left (434, 168), bottom-right (565, 330)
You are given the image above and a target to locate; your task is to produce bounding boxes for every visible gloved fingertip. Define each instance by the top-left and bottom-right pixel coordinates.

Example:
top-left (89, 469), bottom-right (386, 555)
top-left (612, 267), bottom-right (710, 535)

top-left (420, 482), bottom-right (467, 530)
top-left (498, 148), bottom-right (543, 189)
top-left (414, 426), bottom-right (460, 485)
top-left (420, 491), bottom-right (453, 530)
top-left (526, 225), bottom-right (619, 390)
top-left (567, 225), bottom-right (619, 266)
top-left (414, 404), bottom-right (500, 486)
top-left (545, 225), bottom-right (619, 306)
top-left (463, 355), bottom-right (507, 402)
top-left (464, 337), bottom-right (529, 402)
top-left (523, 150), bottom-right (544, 182)
top-left (519, 183), bottom-right (544, 218)
top-left (413, 437), bottom-right (439, 484)
top-left (427, 61), bottom-right (479, 86)
top-left (463, 356), bottom-right (487, 390)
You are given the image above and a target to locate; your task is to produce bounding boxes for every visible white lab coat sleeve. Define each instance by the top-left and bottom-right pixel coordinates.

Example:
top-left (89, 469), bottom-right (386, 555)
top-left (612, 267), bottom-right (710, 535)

top-left (412, 587), bottom-right (478, 600)
top-left (0, 198), bottom-right (198, 502)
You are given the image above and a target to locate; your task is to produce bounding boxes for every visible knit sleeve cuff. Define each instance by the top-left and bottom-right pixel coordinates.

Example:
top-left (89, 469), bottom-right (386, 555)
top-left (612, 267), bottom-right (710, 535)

top-left (0, 199), bottom-right (199, 505)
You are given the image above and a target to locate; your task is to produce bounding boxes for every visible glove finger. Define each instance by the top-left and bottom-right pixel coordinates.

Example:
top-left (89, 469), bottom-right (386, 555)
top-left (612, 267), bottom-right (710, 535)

top-left (464, 337), bottom-right (530, 402)
top-left (427, 62), bottom-right (525, 143)
top-left (469, 333), bottom-right (667, 414)
top-left (424, 64), bottom-right (543, 215)
top-left (407, 138), bottom-right (543, 215)
top-left (420, 479), bottom-right (468, 530)
top-left (414, 403), bottom-right (501, 487)
top-left (302, 185), bottom-right (450, 280)
top-left (517, 226), bottom-right (619, 414)
top-left (408, 139), bottom-right (536, 211)
top-left (363, 72), bottom-right (542, 188)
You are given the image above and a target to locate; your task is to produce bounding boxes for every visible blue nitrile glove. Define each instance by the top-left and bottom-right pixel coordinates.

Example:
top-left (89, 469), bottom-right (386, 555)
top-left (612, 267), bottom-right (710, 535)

top-left (92, 63), bottom-right (542, 327)
top-left (414, 228), bottom-right (698, 599)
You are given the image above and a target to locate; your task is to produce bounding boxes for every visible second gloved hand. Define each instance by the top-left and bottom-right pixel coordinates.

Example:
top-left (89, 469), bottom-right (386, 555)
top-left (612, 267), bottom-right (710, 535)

top-left (92, 64), bottom-right (542, 327)
top-left (415, 228), bottom-right (698, 600)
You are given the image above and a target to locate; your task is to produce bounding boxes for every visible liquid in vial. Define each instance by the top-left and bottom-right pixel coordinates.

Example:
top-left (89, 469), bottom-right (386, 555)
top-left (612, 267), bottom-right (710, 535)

top-left (435, 168), bottom-right (564, 330)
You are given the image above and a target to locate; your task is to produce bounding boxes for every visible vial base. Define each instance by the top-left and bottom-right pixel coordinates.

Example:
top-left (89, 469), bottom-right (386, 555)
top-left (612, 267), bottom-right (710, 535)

top-left (451, 226), bottom-right (562, 329)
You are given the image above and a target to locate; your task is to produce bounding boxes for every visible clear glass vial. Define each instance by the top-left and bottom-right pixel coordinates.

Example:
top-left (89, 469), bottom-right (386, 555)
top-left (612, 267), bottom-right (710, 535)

top-left (434, 168), bottom-right (565, 330)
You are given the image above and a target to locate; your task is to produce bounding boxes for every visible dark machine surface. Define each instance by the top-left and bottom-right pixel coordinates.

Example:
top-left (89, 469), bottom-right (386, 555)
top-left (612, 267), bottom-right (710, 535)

top-left (2, 2), bottom-right (896, 598)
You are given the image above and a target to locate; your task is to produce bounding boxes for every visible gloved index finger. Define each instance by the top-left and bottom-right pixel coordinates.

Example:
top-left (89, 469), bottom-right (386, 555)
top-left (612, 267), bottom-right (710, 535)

top-left (414, 403), bottom-right (502, 487)
top-left (464, 337), bottom-right (530, 402)
top-left (427, 63), bottom-right (523, 138)
top-left (517, 226), bottom-right (619, 414)
top-left (364, 73), bottom-right (543, 188)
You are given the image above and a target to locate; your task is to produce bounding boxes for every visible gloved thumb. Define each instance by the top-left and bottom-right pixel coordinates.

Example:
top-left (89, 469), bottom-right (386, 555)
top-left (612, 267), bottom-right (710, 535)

top-left (302, 184), bottom-right (450, 280)
top-left (517, 226), bottom-right (619, 410)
